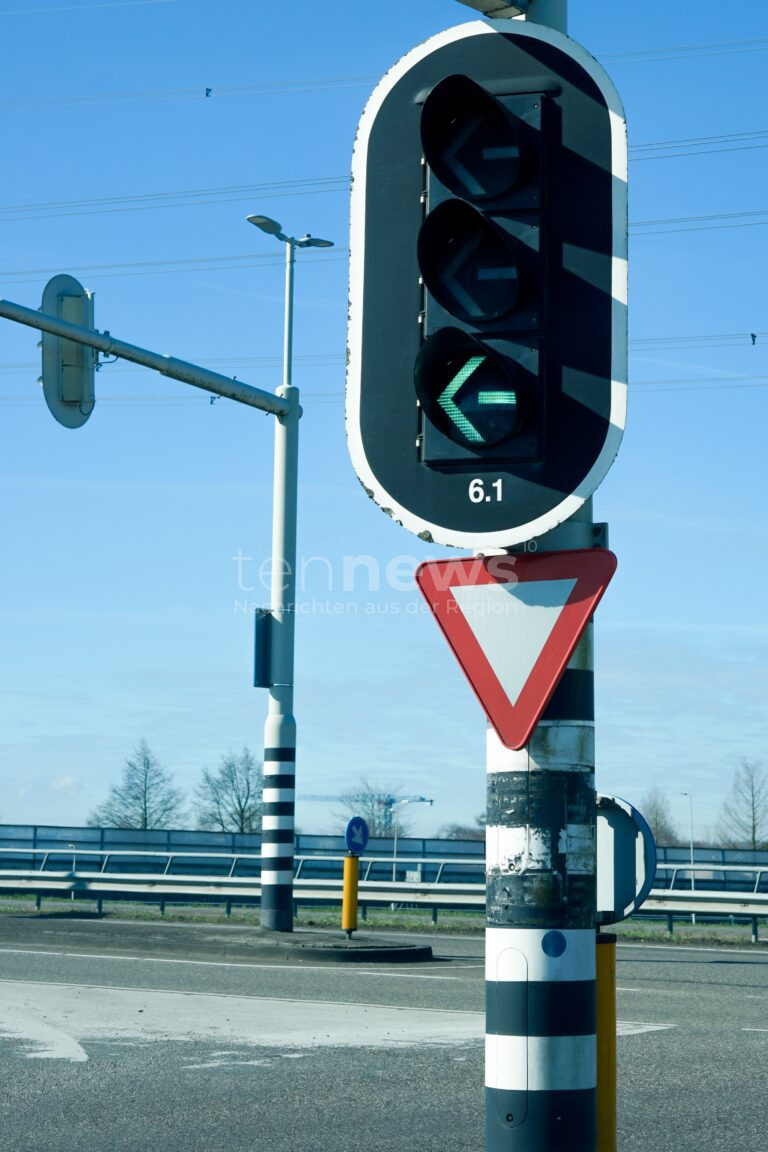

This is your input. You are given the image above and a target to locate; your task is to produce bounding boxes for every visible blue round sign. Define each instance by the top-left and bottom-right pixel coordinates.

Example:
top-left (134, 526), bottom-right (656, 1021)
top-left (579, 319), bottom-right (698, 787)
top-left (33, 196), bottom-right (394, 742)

top-left (541, 931), bottom-right (567, 958)
top-left (345, 816), bottom-right (370, 855)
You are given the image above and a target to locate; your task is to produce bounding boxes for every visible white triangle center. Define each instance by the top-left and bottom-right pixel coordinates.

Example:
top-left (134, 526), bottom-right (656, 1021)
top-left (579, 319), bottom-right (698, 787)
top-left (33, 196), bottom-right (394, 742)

top-left (450, 578), bottom-right (577, 705)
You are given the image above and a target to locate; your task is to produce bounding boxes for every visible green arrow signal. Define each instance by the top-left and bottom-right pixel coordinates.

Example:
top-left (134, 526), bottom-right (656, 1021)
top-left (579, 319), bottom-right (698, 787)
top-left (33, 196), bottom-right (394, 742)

top-left (437, 358), bottom-right (518, 444)
top-left (478, 390), bottom-right (517, 407)
top-left (437, 355), bottom-right (486, 443)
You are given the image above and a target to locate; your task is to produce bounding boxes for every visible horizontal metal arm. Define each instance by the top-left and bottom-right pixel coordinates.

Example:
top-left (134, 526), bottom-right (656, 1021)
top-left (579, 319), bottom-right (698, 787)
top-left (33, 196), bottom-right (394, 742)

top-left (0, 297), bottom-right (291, 417)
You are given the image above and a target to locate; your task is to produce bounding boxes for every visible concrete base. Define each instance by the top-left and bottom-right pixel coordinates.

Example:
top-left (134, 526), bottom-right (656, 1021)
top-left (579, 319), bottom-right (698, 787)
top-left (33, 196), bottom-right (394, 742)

top-left (0, 913), bottom-right (434, 964)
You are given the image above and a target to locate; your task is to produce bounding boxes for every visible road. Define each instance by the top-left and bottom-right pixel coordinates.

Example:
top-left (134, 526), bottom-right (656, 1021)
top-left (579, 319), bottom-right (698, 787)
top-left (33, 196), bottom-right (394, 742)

top-left (0, 917), bottom-right (765, 1151)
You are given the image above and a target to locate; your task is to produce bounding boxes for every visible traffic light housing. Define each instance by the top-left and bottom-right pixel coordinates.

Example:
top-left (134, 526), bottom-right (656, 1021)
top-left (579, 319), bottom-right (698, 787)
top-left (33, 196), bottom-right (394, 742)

top-left (347, 21), bottom-right (627, 548)
top-left (40, 274), bottom-right (96, 428)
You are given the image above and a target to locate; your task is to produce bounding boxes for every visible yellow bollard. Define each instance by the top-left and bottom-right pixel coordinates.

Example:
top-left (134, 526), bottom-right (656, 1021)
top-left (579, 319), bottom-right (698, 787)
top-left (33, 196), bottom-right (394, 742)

top-left (341, 853), bottom-right (360, 938)
top-left (596, 931), bottom-right (617, 1152)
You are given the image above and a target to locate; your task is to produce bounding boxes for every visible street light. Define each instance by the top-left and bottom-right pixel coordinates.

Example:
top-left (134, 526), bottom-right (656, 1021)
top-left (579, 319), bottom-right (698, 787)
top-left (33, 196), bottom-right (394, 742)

top-left (246, 215), bottom-right (334, 391)
top-left (681, 790), bottom-right (696, 924)
top-left (247, 213), bottom-right (334, 933)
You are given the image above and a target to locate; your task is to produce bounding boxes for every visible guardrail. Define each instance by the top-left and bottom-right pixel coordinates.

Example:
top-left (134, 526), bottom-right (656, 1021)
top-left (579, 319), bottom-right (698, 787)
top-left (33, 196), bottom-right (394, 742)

top-left (0, 850), bottom-right (766, 941)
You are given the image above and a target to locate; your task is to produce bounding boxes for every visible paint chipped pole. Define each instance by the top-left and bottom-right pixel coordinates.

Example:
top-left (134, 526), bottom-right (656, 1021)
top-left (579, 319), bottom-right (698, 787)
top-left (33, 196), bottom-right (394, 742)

top-left (454, 5), bottom-right (607, 1143)
top-left (484, 509), bottom-right (601, 1152)
top-left (466, 6), bottom-right (602, 1144)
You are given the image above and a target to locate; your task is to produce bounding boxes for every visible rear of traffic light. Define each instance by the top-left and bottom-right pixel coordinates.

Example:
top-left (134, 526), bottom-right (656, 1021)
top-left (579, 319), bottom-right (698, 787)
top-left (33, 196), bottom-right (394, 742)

top-left (346, 22), bottom-right (627, 549)
top-left (40, 274), bottom-right (96, 429)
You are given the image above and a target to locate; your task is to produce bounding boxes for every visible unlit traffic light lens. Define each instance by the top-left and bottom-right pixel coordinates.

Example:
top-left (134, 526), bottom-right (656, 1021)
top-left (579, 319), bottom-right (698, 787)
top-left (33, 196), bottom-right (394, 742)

top-left (418, 199), bottom-right (522, 324)
top-left (421, 74), bottom-right (525, 200)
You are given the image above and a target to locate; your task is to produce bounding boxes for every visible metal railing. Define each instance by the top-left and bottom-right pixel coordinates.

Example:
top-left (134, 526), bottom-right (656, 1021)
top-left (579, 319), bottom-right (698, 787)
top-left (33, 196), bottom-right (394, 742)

top-left (0, 849), bottom-right (766, 940)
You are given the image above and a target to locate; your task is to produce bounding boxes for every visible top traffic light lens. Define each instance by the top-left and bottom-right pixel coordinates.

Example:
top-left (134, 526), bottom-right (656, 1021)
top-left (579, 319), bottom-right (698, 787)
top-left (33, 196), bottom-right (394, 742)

top-left (420, 74), bottom-right (524, 201)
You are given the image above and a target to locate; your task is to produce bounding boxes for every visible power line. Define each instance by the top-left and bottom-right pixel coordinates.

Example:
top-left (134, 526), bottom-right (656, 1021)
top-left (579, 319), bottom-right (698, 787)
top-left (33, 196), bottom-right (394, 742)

top-left (631, 208), bottom-right (768, 236)
top-left (0, 76), bottom-right (378, 112)
top-left (0, 176), bottom-right (349, 223)
top-left (1, 36), bottom-right (767, 114)
top-left (600, 36), bottom-right (768, 63)
top-left (1, 136), bottom-right (764, 224)
top-left (632, 128), bottom-right (768, 152)
top-left (1, 373), bottom-right (765, 405)
top-left (631, 331), bottom-right (766, 348)
top-left (0, 250), bottom-right (348, 285)
top-left (0, 332), bottom-right (762, 375)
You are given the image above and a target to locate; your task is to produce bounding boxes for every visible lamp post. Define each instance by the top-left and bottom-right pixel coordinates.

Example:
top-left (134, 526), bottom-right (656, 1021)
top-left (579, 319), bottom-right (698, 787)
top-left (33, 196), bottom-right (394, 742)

top-left (681, 790), bottom-right (696, 925)
top-left (247, 214), bottom-right (334, 933)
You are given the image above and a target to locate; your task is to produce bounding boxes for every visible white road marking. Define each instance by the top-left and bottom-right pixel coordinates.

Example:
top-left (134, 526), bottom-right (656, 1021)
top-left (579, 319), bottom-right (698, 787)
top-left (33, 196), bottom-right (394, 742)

top-left (742, 1027), bottom-right (768, 1032)
top-left (0, 977), bottom-right (481, 1016)
top-left (0, 967), bottom-right (681, 1065)
top-left (617, 942), bottom-right (768, 958)
top-left (0, 979), bottom-right (484, 1064)
top-left (617, 1021), bottom-right (676, 1036)
top-left (183, 1050), bottom-right (308, 1071)
top-left (0, 999), bottom-right (88, 1063)
top-left (0, 947), bottom-right (465, 981)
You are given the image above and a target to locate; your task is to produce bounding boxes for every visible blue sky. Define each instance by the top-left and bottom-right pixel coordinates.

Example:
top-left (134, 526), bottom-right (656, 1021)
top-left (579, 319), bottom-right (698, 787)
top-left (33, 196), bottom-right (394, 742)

top-left (0, 0), bottom-right (766, 844)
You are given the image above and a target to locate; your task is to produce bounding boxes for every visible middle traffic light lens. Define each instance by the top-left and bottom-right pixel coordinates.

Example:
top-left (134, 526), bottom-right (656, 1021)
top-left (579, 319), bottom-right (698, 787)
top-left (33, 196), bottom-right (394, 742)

top-left (418, 199), bottom-right (522, 324)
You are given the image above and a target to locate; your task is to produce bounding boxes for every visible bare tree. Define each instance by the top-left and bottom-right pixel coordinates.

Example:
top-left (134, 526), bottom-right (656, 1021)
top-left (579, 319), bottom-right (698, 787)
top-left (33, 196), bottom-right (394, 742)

top-left (439, 813), bottom-right (486, 841)
top-left (88, 740), bottom-right (185, 829)
top-left (718, 760), bottom-right (768, 850)
top-left (333, 778), bottom-right (415, 838)
top-left (193, 747), bottom-right (263, 833)
top-left (639, 786), bottom-right (680, 846)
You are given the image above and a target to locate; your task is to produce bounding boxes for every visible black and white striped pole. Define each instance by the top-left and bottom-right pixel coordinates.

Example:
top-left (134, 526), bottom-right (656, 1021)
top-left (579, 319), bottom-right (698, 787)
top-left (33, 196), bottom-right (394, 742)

top-left (347, 1), bottom-right (627, 1142)
top-left (484, 514), bottom-right (600, 1151)
top-left (248, 216), bottom-right (334, 932)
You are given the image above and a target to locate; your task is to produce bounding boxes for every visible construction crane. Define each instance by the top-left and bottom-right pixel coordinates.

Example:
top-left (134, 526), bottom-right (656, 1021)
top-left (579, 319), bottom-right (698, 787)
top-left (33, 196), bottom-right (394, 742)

top-left (300, 793), bottom-right (434, 835)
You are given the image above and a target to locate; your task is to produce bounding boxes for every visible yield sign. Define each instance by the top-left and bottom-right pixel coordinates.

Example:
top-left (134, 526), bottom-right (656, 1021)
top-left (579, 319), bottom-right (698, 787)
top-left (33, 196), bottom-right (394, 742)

top-left (415, 549), bottom-right (617, 750)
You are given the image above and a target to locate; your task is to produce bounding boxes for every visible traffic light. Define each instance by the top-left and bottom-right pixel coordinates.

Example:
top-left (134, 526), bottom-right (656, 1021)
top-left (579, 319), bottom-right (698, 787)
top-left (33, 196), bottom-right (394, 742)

top-left (346, 21), bottom-right (627, 549)
top-left (40, 274), bottom-right (96, 428)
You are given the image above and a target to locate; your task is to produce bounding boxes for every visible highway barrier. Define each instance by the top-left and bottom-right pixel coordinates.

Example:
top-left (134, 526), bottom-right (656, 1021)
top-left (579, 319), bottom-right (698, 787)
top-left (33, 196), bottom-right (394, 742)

top-left (0, 848), bottom-right (766, 940)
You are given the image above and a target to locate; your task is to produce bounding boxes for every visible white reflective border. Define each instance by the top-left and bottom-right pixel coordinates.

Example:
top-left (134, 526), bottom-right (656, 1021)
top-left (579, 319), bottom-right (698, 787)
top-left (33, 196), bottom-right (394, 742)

top-left (487, 722), bottom-right (595, 773)
top-left (487, 826), bottom-right (552, 873)
top-left (259, 870), bottom-right (294, 886)
top-left (486, 824), bottom-right (594, 875)
top-left (486, 927), bottom-right (595, 982)
top-left (262, 788), bottom-right (296, 804)
top-left (261, 815), bottom-right (294, 832)
top-left (260, 842), bottom-right (293, 859)
top-left (347, 19), bottom-right (628, 549)
top-left (486, 1034), bottom-right (596, 1091)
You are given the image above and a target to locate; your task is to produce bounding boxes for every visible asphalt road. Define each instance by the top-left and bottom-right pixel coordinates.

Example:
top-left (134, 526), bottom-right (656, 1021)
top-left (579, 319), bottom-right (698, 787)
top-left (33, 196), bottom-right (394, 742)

top-left (0, 916), bottom-right (765, 1151)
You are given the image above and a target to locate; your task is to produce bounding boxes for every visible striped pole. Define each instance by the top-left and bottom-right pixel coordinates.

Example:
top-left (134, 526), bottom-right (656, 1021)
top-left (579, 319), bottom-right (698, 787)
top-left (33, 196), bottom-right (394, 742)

top-left (485, 622), bottom-right (596, 1151)
top-left (260, 369), bottom-right (300, 931)
top-left (261, 730), bottom-right (296, 931)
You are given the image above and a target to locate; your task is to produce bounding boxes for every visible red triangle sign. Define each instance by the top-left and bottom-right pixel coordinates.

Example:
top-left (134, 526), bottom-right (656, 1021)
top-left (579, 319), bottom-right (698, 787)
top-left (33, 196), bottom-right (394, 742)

top-left (416, 549), bottom-right (617, 750)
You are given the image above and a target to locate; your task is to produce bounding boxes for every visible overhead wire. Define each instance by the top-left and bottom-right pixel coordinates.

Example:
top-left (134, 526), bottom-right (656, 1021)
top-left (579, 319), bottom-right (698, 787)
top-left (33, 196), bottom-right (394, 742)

top-left (0, 126), bottom-right (765, 224)
top-left (0, 35), bottom-right (767, 115)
